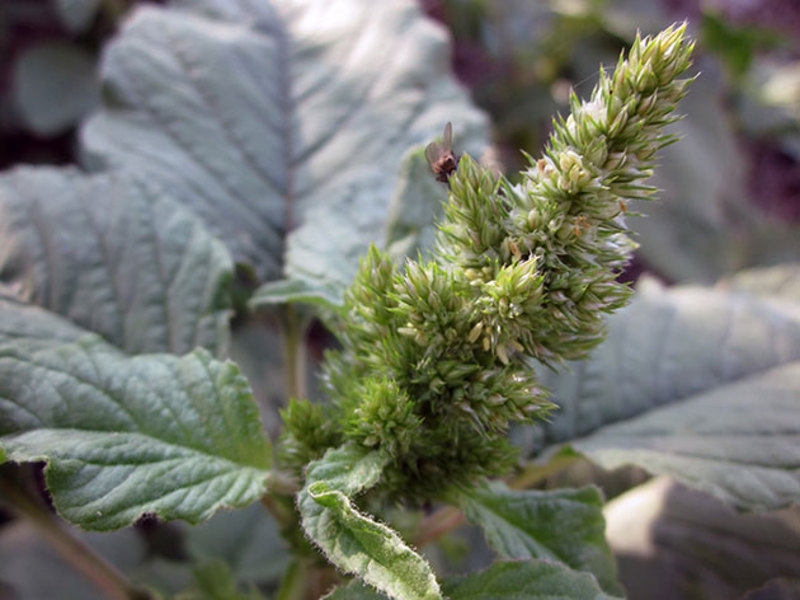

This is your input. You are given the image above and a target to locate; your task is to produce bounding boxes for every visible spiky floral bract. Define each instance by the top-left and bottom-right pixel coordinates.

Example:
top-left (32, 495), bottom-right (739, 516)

top-left (283, 24), bottom-right (694, 500)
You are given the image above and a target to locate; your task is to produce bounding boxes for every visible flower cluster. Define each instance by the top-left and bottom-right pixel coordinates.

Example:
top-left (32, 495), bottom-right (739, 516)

top-left (282, 24), bottom-right (694, 499)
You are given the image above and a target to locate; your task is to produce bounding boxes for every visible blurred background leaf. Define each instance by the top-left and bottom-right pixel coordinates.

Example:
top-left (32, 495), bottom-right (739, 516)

top-left (605, 477), bottom-right (800, 600)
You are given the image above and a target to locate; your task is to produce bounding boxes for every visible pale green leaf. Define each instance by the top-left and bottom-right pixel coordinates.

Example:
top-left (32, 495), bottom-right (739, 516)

top-left (324, 560), bottom-right (619, 600)
top-left (0, 294), bottom-right (271, 530)
top-left (525, 280), bottom-right (800, 511)
top-left (526, 280), bottom-right (800, 450)
top-left (13, 41), bottom-right (99, 136)
top-left (249, 278), bottom-right (344, 312)
top-left (0, 166), bottom-right (233, 356)
top-left (458, 482), bottom-right (620, 595)
top-left (572, 360), bottom-right (800, 511)
top-left (81, 0), bottom-right (488, 302)
top-left (298, 445), bottom-right (441, 600)
top-left (442, 560), bottom-right (618, 600)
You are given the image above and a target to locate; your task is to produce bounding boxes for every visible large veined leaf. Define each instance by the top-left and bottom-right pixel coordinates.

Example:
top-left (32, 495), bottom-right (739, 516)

top-left (605, 477), bottom-right (800, 600)
top-left (81, 0), bottom-right (488, 304)
top-left (325, 560), bottom-right (618, 600)
top-left (458, 482), bottom-right (620, 595)
top-left (0, 293), bottom-right (271, 530)
top-left (571, 360), bottom-right (800, 511)
top-left (297, 444), bottom-right (441, 600)
top-left (522, 279), bottom-right (800, 511)
top-left (442, 561), bottom-right (619, 600)
top-left (0, 167), bottom-right (233, 356)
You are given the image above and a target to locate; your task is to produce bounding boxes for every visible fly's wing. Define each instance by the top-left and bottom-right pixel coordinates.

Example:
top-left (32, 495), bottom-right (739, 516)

top-left (425, 141), bottom-right (444, 167)
top-left (442, 122), bottom-right (453, 152)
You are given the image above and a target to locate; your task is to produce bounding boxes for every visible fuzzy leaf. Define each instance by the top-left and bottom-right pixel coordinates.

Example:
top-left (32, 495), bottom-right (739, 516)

top-left (325, 561), bottom-right (618, 600)
top-left (442, 561), bottom-right (618, 600)
top-left (571, 360), bottom-right (800, 512)
top-left (82, 0), bottom-right (488, 303)
top-left (298, 445), bottom-right (441, 600)
top-left (12, 41), bottom-right (100, 136)
top-left (0, 294), bottom-right (271, 530)
top-left (0, 167), bottom-right (233, 356)
top-left (525, 279), bottom-right (800, 511)
top-left (458, 482), bottom-right (621, 595)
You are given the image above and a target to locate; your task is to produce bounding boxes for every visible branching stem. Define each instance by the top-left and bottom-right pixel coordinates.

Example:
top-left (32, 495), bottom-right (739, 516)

top-left (281, 305), bottom-right (309, 402)
top-left (413, 506), bottom-right (465, 548)
top-left (0, 473), bottom-right (151, 600)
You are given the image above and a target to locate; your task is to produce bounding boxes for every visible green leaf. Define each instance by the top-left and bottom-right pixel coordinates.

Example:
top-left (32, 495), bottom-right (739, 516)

top-left (177, 559), bottom-right (261, 600)
top-left (81, 1), bottom-right (488, 299)
top-left (458, 482), bottom-right (621, 595)
top-left (442, 560), bottom-right (618, 600)
top-left (185, 502), bottom-right (289, 584)
top-left (0, 167), bottom-right (233, 356)
top-left (249, 278), bottom-right (344, 312)
top-left (12, 41), bottom-right (99, 136)
top-left (571, 360), bottom-right (800, 512)
top-left (0, 294), bottom-right (271, 530)
top-left (526, 279), bottom-right (800, 511)
top-left (323, 581), bottom-right (385, 600)
top-left (298, 445), bottom-right (441, 600)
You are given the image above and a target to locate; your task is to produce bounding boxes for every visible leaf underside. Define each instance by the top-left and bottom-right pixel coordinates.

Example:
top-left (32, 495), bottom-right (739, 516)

top-left (527, 278), bottom-right (800, 511)
top-left (82, 0), bottom-right (488, 302)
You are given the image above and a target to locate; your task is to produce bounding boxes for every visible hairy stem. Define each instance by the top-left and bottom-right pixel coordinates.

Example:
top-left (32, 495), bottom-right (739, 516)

top-left (413, 506), bottom-right (465, 548)
top-left (281, 305), bottom-right (309, 402)
top-left (0, 473), bottom-right (151, 600)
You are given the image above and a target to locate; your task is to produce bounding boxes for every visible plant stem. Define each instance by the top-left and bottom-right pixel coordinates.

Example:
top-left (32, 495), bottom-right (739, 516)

top-left (281, 305), bottom-right (309, 402)
top-left (510, 452), bottom-right (582, 489)
top-left (413, 506), bottom-right (465, 548)
top-left (276, 558), bottom-right (339, 600)
top-left (0, 474), bottom-right (152, 600)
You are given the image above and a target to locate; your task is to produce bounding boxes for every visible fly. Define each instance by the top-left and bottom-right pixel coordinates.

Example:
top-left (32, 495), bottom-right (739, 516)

top-left (425, 122), bottom-right (460, 184)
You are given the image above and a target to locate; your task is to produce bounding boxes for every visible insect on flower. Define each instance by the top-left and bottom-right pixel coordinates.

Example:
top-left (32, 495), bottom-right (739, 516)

top-left (425, 122), bottom-right (460, 184)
